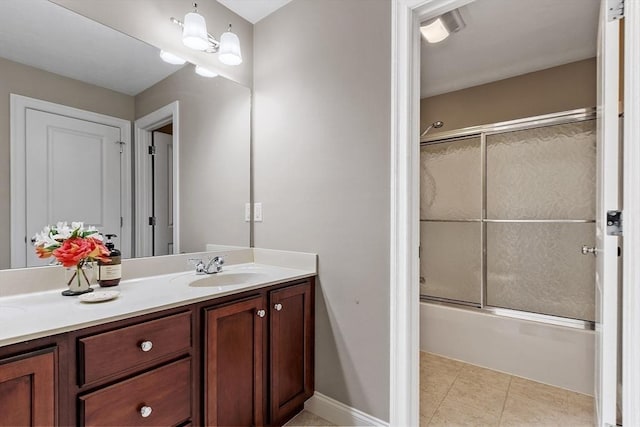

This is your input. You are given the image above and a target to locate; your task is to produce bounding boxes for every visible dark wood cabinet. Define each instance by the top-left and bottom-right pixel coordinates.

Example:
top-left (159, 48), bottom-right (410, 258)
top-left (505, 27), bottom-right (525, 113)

top-left (0, 276), bottom-right (314, 427)
top-left (79, 358), bottom-right (191, 427)
top-left (0, 348), bottom-right (56, 427)
top-left (204, 279), bottom-right (315, 426)
top-left (269, 282), bottom-right (314, 425)
top-left (204, 295), bottom-right (267, 426)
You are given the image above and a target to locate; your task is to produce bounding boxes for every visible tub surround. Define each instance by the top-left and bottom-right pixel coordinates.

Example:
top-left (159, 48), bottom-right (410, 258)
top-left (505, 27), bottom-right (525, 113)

top-left (0, 248), bottom-right (317, 348)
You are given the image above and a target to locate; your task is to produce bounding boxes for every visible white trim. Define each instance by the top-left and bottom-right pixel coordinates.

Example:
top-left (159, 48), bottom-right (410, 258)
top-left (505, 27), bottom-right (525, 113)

top-left (304, 392), bottom-right (389, 427)
top-left (133, 102), bottom-right (180, 257)
top-left (389, 1), bottom-right (475, 425)
top-left (10, 94), bottom-right (132, 267)
top-left (623, 2), bottom-right (640, 426)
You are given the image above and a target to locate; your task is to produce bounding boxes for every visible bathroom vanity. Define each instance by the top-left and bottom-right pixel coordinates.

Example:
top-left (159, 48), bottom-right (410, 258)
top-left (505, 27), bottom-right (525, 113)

top-left (0, 251), bottom-right (315, 426)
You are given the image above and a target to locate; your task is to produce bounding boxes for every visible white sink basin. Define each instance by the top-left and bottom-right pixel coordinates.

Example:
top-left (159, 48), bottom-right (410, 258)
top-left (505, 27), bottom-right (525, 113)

top-left (188, 272), bottom-right (269, 287)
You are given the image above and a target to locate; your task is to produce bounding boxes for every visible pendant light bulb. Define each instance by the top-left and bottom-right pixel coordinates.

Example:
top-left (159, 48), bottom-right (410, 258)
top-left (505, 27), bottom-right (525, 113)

top-left (159, 50), bottom-right (186, 65)
top-left (195, 65), bottom-right (218, 78)
top-left (218, 24), bottom-right (243, 65)
top-left (182, 3), bottom-right (209, 51)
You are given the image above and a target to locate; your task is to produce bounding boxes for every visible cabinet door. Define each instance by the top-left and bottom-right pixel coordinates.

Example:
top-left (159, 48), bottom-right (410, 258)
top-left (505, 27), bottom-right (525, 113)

top-left (205, 295), bottom-right (267, 426)
top-left (270, 281), bottom-right (314, 425)
top-left (0, 348), bottom-right (56, 427)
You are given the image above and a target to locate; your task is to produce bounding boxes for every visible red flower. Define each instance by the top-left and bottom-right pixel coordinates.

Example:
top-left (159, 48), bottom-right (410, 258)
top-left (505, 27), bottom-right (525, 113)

top-left (35, 245), bottom-right (53, 259)
top-left (52, 237), bottom-right (110, 268)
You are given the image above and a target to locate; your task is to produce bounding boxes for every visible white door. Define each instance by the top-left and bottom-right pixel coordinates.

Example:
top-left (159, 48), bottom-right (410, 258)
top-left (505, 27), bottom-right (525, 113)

top-left (25, 109), bottom-right (122, 267)
top-left (595, 0), bottom-right (620, 425)
top-left (152, 131), bottom-right (174, 256)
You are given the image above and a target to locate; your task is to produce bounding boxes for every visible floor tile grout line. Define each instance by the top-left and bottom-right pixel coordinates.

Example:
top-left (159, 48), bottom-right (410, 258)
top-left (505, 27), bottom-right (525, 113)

top-left (497, 374), bottom-right (514, 426)
top-left (426, 363), bottom-right (464, 426)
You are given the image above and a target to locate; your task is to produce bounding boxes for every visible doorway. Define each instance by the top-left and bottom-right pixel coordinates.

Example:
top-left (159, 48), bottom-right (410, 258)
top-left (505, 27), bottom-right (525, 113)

top-left (10, 94), bottom-right (132, 268)
top-left (389, 0), bottom-right (639, 426)
top-left (134, 101), bottom-right (180, 258)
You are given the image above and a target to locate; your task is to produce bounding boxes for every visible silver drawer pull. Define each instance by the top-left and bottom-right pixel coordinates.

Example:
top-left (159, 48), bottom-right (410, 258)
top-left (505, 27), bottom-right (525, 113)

top-left (140, 340), bottom-right (153, 352)
top-left (140, 405), bottom-right (153, 418)
top-left (274, 303), bottom-right (283, 311)
top-left (257, 309), bottom-right (266, 318)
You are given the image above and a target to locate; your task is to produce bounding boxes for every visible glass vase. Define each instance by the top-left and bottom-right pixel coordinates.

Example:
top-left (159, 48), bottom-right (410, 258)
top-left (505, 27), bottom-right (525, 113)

top-left (62, 263), bottom-right (95, 296)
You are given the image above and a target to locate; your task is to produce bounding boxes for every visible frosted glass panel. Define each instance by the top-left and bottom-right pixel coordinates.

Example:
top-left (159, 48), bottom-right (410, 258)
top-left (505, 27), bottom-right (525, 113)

top-left (421, 137), bottom-right (481, 219)
top-left (486, 120), bottom-right (596, 220)
top-left (486, 222), bottom-right (595, 321)
top-left (420, 222), bottom-right (481, 304)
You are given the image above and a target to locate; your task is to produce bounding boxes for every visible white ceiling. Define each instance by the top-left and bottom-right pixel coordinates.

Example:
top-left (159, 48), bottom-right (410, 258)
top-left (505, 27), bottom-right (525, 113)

top-left (421, 0), bottom-right (599, 98)
top-left (216, 0), bottom-right (293, 24)
top-left (0, 0), bottom-right (185, 96)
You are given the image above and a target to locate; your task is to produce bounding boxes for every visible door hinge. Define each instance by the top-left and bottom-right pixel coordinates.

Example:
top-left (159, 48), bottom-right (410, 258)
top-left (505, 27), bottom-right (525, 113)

top-left (148, 216), bottom-right (156, 226)
top-left (607, 210), bottom-right (622, 236)
top-left (120, 216), bottom-right (124, 228)
top-left (608, 0), bottom-right (624, 21)
top-left (148, 145), bottom-right (156, 155)
top-left (116, 140), bottom-right (125, 153)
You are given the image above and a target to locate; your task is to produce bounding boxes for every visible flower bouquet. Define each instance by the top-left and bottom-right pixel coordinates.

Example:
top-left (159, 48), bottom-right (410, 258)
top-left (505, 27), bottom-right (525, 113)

top-left (33, 222), bottom-right (111, 296)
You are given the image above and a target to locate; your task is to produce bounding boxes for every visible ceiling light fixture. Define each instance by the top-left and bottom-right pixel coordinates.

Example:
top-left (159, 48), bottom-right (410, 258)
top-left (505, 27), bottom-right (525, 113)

top-left (171, 2), bottom-right (243, 66)
top-left (159, 50), bottom-right (187, 65)
top-left (195, 65), bottom-right (218, 78)
top-left (421, 18), bottom-right (449, 43)
top-left (421, 9), bottom-right (466, 44)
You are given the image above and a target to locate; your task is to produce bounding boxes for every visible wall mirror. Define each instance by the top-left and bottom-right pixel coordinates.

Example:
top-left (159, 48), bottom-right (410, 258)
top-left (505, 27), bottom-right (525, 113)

top-left (1, 0), bottom-right (251, 270)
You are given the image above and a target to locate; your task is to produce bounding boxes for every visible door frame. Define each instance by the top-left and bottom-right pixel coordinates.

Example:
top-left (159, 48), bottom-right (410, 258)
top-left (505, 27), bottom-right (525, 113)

top-left (623, 4), bottom-right (640, 426)
top-left (10, 94), bottom-right (132, 268)
top-left (390, 0), bottom-right (640, 425)
top-left (133, 102), bottom-right (180, 258)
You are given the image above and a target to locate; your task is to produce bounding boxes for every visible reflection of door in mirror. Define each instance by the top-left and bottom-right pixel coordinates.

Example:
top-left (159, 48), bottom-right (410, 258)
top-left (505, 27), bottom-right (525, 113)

top-left (152, 127), bottom-right (174, 256)
top-left (11, 95), bottom-right (132, 268)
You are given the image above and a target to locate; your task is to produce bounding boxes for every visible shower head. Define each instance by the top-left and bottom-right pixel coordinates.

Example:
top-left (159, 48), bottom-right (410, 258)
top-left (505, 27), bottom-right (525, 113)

top-left (420, 120), bottom-right (445, 138)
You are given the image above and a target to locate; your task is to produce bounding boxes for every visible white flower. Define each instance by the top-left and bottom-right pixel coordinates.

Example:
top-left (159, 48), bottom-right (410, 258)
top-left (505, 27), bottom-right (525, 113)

top-left (71, 221), bottom-right (84, 231)
top-left (53, 222), bottom-right (72, 239)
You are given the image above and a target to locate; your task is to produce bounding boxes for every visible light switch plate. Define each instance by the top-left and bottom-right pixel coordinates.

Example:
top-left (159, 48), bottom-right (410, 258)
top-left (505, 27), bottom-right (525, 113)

top-left (244, 203), bottom-right (251, 222)
top-left (254, 203), bottom-right (263, 222)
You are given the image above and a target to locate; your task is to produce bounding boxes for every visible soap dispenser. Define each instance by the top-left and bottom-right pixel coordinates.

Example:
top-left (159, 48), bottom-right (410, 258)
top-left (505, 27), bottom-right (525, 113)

top-left (98, 234), bottom-right (121, 287)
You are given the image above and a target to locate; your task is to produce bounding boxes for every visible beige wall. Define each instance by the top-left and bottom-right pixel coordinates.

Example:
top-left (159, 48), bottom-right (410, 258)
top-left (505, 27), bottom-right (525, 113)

top-left (421, 58), bottom-right (596, 135)
top-left (253, 0), bottom-right (391, 421)
top-left (53, 0), bottom-right (254, 88)
top-left (135, 66), bottom-right (251, 251)
top-left (0, 56), bottom-right (135, 270)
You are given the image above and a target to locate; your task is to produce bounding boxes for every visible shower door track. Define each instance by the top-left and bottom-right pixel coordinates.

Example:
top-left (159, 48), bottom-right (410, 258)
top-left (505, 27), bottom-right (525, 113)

top-left (420, 107), bottom-right (597, 331)
top-left (420, 295), bottom-right (595, 330)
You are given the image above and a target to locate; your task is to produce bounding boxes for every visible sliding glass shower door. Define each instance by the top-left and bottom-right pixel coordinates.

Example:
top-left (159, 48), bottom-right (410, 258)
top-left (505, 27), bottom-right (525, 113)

top-left (420, 109), bottom-right (597, 326)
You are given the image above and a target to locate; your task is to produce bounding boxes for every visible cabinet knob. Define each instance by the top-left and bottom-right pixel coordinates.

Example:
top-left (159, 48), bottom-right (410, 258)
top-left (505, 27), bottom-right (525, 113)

top-left (140, 405), bottom-right (153, 418)
top-left (274, 303), bottom-right (283, 311)
top-left (140, 340), bottom-right (153, 352)
top-left (257, 309), bottom-right (266, 318)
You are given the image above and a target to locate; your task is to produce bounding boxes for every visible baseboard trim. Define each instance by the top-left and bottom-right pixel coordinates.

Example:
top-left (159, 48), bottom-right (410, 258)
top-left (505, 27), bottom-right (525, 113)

top-left (304, 392), bottom-right (389, 426)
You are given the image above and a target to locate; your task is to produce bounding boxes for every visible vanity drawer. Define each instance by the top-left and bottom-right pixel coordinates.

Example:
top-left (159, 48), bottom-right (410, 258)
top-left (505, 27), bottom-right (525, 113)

top-left (79, 357), bottom-right (191, 427)
top-left (78, 311), bottom-right (191, 385)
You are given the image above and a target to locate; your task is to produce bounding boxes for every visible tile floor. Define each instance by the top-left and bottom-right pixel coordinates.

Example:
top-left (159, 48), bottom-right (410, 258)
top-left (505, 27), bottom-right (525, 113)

top-left (421, 352), bottom-right (595, 426)
top-left (284, 410), bottom-right (335, 426)
top-left (283, 352), bottom-right (594, 427)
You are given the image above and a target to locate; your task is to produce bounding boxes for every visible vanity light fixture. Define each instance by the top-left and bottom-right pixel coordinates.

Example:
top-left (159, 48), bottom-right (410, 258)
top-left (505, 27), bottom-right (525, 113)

top-left (159, 50), bottom-right (187, 65)
top-left (194, 65), bottom-right (218, 78)
top-left (171, 2), bottom-right (243, 66)
top-left (421, 9), bottom-right (466, 43)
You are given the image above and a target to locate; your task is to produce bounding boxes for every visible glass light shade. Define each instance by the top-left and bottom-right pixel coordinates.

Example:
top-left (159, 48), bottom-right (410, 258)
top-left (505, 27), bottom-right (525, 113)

top-left (159, 50), bottom-right (186, 65)
top-left (182, 11), bottom-right (209, 51)
top-left (195, 65), bottom-right (218, 78)
top-left (218, 30), bottom-right (242, 65)
top-left (421, 18), bottom-right (449, 43)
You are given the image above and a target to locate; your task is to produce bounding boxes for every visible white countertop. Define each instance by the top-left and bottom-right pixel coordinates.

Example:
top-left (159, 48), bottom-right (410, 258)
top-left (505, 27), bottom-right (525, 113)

top-left (0, 259), bottom-right (315, 348)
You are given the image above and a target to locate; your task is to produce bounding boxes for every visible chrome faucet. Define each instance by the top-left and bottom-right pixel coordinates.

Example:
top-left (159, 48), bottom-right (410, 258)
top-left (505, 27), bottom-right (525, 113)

top-left (191, 256), bottom-right (225, 275)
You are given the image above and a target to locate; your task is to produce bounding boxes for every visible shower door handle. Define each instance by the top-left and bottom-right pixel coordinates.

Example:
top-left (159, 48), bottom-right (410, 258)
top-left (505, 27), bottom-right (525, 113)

top-left (581, 245), bottom-right (597, 256)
